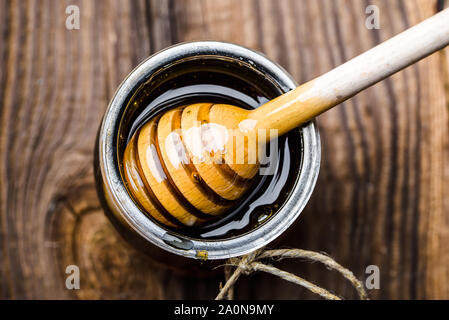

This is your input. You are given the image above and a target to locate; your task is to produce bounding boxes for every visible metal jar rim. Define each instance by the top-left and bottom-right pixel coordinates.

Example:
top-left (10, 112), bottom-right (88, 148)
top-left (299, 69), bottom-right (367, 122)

top-left (98, 41), bottom-right (321, 260)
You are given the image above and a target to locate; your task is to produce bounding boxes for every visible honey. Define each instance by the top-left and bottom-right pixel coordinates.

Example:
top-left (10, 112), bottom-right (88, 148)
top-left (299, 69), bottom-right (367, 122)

top-left (117, 56), bottom-right (303, 240)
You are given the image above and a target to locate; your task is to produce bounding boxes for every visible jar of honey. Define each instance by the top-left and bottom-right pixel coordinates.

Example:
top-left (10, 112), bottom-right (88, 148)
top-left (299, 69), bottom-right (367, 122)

top-left (94, 42), bottom-right (320, 266)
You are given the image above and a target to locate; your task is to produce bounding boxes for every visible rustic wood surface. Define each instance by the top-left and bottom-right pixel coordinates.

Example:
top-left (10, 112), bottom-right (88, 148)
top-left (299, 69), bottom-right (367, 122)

top-left (0, 0), bottom-right (448, 300)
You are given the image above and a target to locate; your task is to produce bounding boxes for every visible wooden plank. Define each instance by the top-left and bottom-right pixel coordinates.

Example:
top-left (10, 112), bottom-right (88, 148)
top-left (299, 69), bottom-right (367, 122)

top-left (0, 0), bottom-right (448, 299)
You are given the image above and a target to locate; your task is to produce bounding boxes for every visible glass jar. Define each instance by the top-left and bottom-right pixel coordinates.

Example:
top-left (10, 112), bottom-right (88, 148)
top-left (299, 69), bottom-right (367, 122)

top-left (94, 41), bottom-right (320, 265)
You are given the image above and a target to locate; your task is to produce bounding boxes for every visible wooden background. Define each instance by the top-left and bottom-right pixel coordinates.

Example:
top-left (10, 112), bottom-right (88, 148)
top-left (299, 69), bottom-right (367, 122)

top-left (0, 0), bottom-right (448, 300)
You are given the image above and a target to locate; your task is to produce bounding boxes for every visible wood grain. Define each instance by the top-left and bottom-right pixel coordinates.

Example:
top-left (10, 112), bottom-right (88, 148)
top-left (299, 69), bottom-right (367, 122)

top-left (0, 0), bottom-right (448, 299)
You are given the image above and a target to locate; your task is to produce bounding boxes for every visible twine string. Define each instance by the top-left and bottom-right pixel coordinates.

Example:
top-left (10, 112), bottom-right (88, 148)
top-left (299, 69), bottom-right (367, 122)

top-left (216, 248), bottom-right (368, 300)
top-left (216, 251), bottom-right (258, 300)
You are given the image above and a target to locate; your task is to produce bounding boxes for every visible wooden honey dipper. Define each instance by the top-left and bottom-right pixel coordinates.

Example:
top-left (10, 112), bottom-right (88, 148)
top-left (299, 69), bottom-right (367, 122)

top-left (123, 9), bottom-right (449, 228)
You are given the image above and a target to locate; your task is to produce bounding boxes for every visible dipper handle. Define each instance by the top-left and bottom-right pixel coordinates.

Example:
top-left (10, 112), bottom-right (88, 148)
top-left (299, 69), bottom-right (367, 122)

top-left (249, 8), bottom-right (449, 137)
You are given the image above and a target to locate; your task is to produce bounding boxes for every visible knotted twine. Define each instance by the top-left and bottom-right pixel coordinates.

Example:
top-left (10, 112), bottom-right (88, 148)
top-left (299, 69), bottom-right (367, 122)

top-left (216, 248), bottom-right (368, 300)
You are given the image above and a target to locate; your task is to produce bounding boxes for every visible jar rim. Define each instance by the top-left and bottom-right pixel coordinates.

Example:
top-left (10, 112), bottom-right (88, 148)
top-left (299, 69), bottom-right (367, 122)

top-left (99, 41), bottom-right (321, 260)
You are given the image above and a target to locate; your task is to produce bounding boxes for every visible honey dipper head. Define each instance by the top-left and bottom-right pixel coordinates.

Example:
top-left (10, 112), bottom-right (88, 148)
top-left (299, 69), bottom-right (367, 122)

top-left (123, 103), bottom-right (261, 228)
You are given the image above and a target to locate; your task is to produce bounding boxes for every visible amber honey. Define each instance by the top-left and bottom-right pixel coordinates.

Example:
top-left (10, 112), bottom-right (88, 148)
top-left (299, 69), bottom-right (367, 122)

top-left (117, 56), bottom-right (303, 240)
